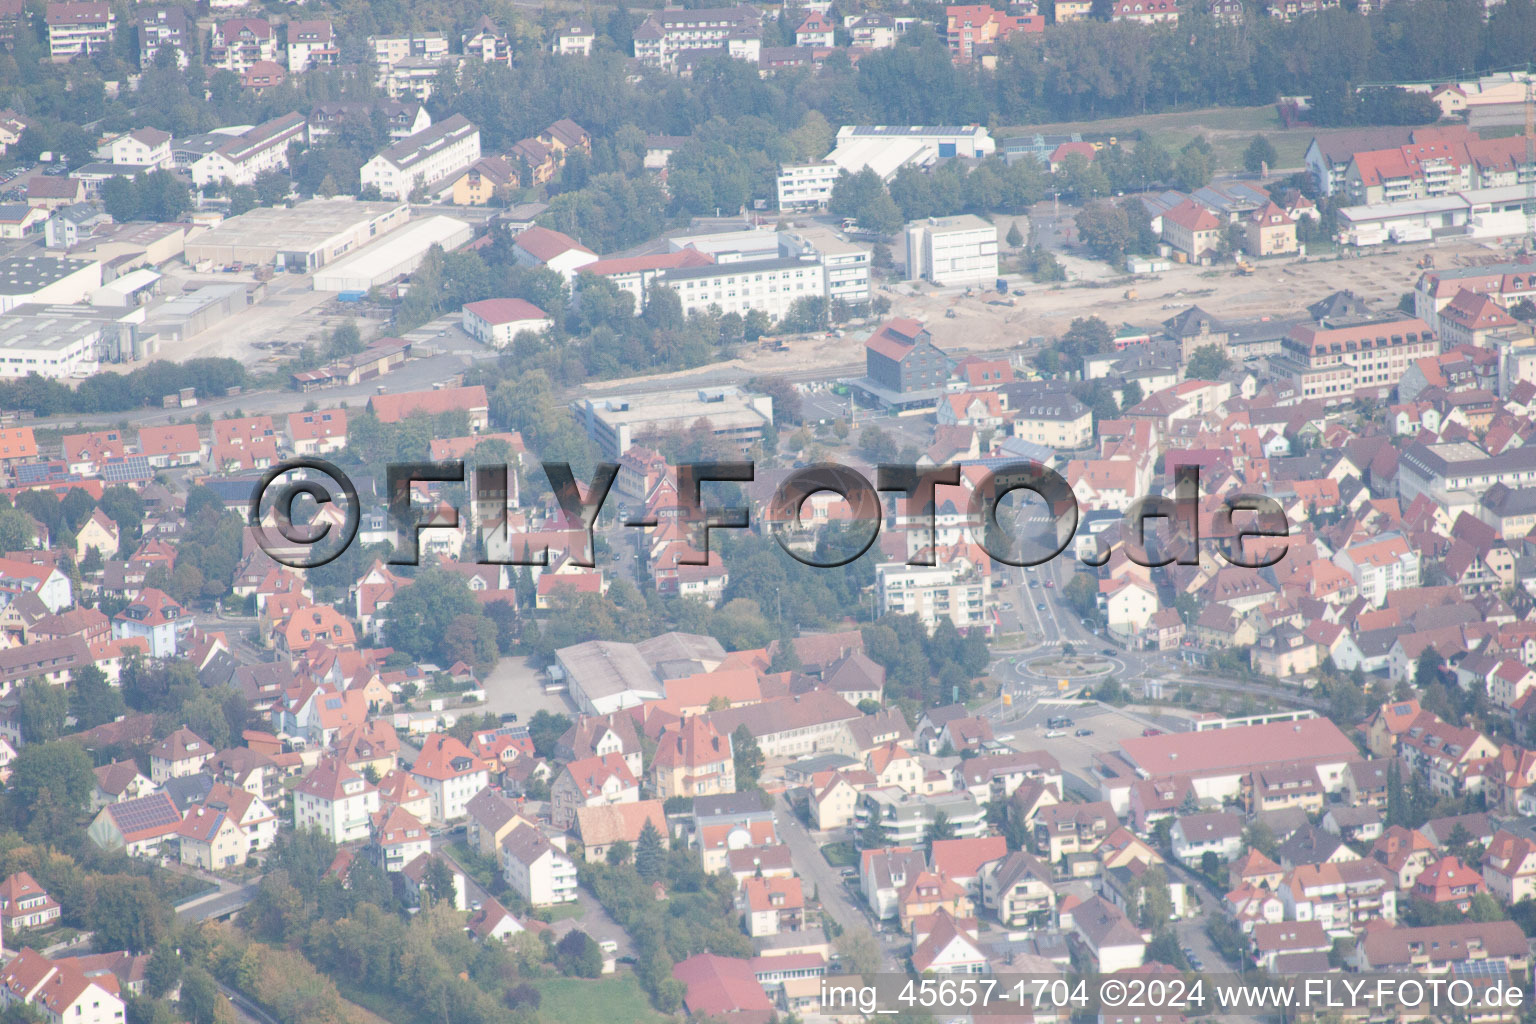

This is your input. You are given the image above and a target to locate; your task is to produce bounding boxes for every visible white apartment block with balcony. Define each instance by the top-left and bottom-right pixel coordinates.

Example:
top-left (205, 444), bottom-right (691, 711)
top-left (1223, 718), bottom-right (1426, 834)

top-left (360, 114), bottom-right (479, 200)
top-left (46, 1), bottom-right (114, 60)
top-left (1333, 533), bottom-right (1421, 607)
top-left (777, 162), bottom-right (841, 209)
top-left (876, 561), bottom-right (993, 635)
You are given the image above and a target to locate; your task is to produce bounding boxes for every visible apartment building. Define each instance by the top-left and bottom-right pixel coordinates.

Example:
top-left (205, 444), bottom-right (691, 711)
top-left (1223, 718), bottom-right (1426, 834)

top-left (1274, 315), bottom-right (1438, 405)
top-left (632, 5), bottom-right (762, 71)
top-left (190, 112), bottom-right (307, 187)
top-left (45, 1), bottom-right (114, 60)
top-left (360, 114), bottom-right (480, 200)
top-left (137, 7), bottom-right (191, 69)
top-left (287, 20), bottom-right (337, 72)
top-left (369, 32), bottom-right (449, 65)
top-left (905, 214), bottom-right (998, 287)
top-left (1008, 393), bottom-right (1094, 450)
top-left (876, 560), bottom-right (993, 635)
top-left (1332, 533), bottom-right (1422, 606)
top-left (208, 18), bottom-right (276, 73)
top-left (945, 4), bottom-right (1040, 63)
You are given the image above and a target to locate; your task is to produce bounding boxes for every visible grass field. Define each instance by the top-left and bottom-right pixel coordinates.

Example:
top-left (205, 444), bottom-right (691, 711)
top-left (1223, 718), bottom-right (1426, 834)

top-left (533, 976), bottom-right (674, 1024)
top-left (542, 901), bottom-right (586, 922)
top-left (821, 841), bottom-right (859, 867)
top-left (1003, 104), bottom-right (1313, 173)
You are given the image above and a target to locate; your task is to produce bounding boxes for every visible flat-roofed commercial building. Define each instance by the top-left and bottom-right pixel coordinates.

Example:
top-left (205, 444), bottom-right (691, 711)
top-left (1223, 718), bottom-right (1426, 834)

top-left (310, 215), bottom-right (471, 292)
top-left (776, 125), bottom-right (995, 209)
top-left (578, 387), bottom-right (774, 459)
top-left (1, 317), bottom-right (97, 378)
top-left (0, 254), bottom-right (101, 313)
top-left (905, 214), bottom-right (998, 287)
top-left (779, 227), bottom-right (872, 307)
top-left (659, 256), bottom-right (826, 320)
top-left (183, 198), bottom-right (409, 272)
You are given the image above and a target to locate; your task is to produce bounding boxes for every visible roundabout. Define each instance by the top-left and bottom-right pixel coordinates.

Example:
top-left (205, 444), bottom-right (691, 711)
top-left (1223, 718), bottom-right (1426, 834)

top-left (1015, 652), bottom-right (1123, 682)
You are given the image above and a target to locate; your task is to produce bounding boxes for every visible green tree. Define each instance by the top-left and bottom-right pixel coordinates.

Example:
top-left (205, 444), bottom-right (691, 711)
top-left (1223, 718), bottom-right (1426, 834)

top-left (1005, 221), bottom-right (1024, 248)
top-left (177, 965), bottom-right (222, 1024)
top-left (18, 678), bottom-right (67, 743)
top-left (605, 839), bottom-right (633, 867)
top-left (90, 877), bottom-right (173, 952)
top-left (857, 425), bottom-right (898, 463)
top-left (68, 666), bottom-right (125, 730)
top-left (1119, 380), bottom-right (1144, 412)
top-left (1075, 201), bottom-right (1134, 262)
top-left (145, 942), bottom-right (182, 1000)
top-left (732, 725), bottom-right (763, 789)
top-left (1185, 344), bottom-right (1231, 380)
top-left (421, 857), bottom-right (457, 905)
top-left (925, 811), bottom-right (956, 851)
top-left (556, 930), bottom-right (604, 978)
top-left (10, 739), bottom-right (92, 835)
top-left (1244, 135), bottom-right (1279, 175)
top-left (1173, 138), bottom-right (1214, 191)
top-left (835, 927), bottom-right (881, 977)
top-left (635, 820), bottom-right (666, 883)
top-left (526, 710), bottom-right (571, 759)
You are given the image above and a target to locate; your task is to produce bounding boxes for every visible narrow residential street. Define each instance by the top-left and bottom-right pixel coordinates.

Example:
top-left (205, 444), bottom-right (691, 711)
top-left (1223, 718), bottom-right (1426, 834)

top-left (772, 795), bottom-right (904, 969)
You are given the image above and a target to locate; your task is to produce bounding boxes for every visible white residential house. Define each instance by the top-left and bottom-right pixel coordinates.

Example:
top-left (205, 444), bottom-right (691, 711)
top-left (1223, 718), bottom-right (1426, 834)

top-left (409, 733), bottom-right (490, 824)
top-left (1170, 811), bottom-right (1246, 866)
top-left (500, 823), bottom-right (578, 907)
top-left (286, 20), bottom-right (337, 72)
top-left (148, 727), bottom-right (214, 783)
top-left (0, 949), bottom-right (125, 1024)
top-left (106, 129), bottom-right (172, 169)
top-left (293, 756), bottom-right (379, 844)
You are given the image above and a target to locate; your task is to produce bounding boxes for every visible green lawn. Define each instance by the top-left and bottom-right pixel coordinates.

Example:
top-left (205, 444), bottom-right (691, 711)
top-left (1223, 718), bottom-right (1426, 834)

top-left (533, 976), bottom-right (673, 1024)
top-left (821, 841), bottom-right (859, 867)
top-left (1003, 103), bottom-right (1314, 173)
top-left (542, 901), bottom-right (586, 922)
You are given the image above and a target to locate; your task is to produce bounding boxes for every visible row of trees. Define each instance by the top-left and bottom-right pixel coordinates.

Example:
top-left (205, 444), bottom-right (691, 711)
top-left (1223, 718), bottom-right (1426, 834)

top-left (0, 358), bottom-right (246, 418)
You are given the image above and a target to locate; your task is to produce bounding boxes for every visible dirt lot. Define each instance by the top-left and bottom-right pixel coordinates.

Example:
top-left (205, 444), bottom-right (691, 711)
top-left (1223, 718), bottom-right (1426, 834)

top-left (692, 234), bottom-right (1523, 382)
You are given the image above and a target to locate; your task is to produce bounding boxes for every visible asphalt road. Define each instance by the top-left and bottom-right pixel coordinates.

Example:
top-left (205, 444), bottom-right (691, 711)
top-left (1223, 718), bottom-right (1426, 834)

top-left (771, 794), bottom-right (905, 970)
top-left (176, 879), bottom-right (263, 922)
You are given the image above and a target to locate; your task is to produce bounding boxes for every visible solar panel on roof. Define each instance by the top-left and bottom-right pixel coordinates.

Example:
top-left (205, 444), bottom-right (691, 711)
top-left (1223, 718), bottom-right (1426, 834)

top-left (102, 456), bottom-right (151, 483)
top-left (109, 793), bottom-right (181, 832)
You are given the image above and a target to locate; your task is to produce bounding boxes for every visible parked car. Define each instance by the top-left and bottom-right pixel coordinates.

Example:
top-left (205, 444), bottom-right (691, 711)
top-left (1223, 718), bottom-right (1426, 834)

top-left (1045, 729), bottom-right (1066, 738)
top-left (1075, 728), bottom-right (1094, 737)
top-left (1142, 728), bottom-right (1163, 737)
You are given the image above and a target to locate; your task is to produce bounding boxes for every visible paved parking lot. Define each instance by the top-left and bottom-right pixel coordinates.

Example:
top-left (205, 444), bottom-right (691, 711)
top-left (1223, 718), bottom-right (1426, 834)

top-left (1002, 701), bottom-right (1160, 795)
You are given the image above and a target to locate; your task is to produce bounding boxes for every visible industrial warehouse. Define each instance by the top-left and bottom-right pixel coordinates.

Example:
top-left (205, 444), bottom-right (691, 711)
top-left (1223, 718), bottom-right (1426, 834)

top-left (181, 198), bottom-right (410, 272)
